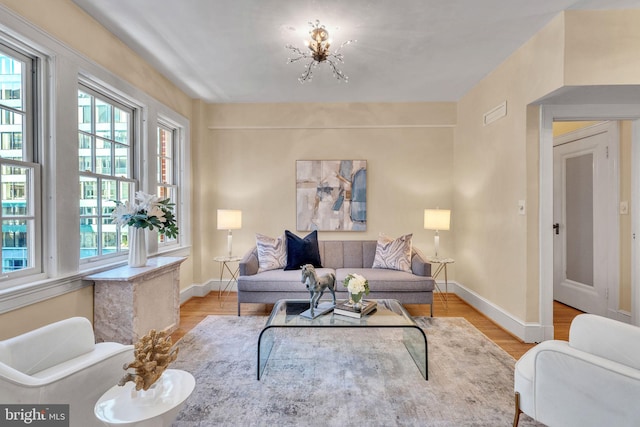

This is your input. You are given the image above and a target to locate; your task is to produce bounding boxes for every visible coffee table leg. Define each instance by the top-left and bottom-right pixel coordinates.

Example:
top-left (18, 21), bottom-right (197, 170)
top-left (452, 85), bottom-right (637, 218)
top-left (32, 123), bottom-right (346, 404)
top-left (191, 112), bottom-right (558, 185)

top-left (403, 326), bottom-right (428, 380)
top-left (257, 326), bottom-right (275, 380)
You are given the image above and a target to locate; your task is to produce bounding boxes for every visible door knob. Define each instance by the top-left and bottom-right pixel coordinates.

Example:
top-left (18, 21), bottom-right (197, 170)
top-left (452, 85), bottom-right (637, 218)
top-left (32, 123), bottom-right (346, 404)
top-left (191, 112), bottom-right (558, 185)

top-left (553, 223), bottom-right (560, 235)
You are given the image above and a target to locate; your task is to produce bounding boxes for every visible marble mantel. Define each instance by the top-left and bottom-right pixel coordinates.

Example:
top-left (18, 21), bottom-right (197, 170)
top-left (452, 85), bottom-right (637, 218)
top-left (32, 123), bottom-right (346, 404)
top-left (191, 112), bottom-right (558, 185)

top-left (86, 257), bottom-right (186, 344)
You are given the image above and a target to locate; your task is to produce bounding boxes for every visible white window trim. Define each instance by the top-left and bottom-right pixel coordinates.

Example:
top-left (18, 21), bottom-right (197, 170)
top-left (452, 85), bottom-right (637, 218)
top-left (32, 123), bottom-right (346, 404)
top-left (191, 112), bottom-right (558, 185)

top-left (0, 4), bottom-right (191, 314)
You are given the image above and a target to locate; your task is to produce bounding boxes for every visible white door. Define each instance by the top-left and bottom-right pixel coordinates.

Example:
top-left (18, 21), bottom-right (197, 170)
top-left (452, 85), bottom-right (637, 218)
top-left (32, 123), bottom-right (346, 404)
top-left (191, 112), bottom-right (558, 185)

top-left (553, 125), bottom-right (614, 315)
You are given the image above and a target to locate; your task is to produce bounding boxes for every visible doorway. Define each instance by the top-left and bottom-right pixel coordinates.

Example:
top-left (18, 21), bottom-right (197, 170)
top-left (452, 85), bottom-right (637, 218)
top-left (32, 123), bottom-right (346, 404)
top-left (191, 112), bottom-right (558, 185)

top-left (540, 105), bottom-right (640, 341)
top-left (552, 122), bottom-right (618, 316)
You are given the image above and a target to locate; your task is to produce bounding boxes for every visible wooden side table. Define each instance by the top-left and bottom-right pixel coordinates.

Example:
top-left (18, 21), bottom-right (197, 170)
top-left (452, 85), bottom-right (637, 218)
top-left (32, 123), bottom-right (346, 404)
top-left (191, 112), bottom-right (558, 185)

top-left (426, 256), bottom-right (455, 308)
top-left (214, 255), bottom-right (241, 306)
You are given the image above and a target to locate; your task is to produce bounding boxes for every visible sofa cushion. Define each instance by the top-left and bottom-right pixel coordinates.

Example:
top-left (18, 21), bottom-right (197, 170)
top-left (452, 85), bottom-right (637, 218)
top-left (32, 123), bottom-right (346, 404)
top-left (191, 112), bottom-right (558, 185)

top-left (372, 233), bottom-right (413, 272)
top-left (284, 230), bottom-right (322, 270)
top-left (256, 233), bottom-right (287, 272)
top-left (336, 268), bottom-right (434, 292)
top-left (238, 268), bottom-right (335, 292)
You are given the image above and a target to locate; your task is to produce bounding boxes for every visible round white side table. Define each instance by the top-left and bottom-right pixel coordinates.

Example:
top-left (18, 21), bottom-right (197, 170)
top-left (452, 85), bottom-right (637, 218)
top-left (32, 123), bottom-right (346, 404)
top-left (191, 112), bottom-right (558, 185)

top-left (94, 369), bottom-right (195, 427)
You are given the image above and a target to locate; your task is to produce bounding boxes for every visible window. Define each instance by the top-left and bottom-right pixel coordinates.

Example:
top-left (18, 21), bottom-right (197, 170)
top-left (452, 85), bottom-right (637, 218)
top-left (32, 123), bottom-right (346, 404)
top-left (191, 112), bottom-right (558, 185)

top-left (157, 123), bottom-right (178, 246)
top-left (0, 45), bottom-right (39, 278)
top-left (78, 86), bottom-right (134, 260)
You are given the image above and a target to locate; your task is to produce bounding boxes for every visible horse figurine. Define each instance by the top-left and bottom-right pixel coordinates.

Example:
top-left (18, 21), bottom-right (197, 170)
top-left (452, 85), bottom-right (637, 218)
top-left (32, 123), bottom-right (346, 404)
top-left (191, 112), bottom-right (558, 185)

top-left (301, 264), bottom-right (337, 316)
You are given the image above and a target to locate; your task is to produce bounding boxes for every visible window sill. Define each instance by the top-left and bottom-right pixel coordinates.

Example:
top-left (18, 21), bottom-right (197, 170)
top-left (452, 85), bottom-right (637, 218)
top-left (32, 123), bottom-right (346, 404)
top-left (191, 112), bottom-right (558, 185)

top-left (0, 245), bottom-right (191, 315)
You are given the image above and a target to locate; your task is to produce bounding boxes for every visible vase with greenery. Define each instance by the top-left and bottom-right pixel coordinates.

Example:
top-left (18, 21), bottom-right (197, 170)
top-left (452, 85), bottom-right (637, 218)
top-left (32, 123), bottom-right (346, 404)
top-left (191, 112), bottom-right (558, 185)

top-left (111, 191), bottom-right (179, 266)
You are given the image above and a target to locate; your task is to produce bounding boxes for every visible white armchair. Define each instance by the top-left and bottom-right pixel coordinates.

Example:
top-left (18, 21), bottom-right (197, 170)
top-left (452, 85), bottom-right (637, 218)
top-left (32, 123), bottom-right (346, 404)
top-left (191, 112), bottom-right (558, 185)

top-left (514, 313), bottom-right (640, 427)
top-left (0, 316), bottom-right (134, 427)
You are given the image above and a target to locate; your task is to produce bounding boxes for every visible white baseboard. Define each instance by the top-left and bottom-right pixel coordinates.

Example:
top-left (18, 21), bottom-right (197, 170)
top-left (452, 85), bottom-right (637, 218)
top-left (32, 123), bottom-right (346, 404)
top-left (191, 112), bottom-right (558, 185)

top-left (608, 309), bottom-right (632, 324)
top-left (179, 280), bottom-right (235, 304)
top-left (450, 281), bottom-right (545, 343)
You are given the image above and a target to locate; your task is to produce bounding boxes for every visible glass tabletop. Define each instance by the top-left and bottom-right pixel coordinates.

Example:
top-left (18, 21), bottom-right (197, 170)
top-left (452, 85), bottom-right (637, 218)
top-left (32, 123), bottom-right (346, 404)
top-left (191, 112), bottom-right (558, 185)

top-left (265, 298), bottom-right (417, 328)
top-left (258, 299), bottom-right (428, 381)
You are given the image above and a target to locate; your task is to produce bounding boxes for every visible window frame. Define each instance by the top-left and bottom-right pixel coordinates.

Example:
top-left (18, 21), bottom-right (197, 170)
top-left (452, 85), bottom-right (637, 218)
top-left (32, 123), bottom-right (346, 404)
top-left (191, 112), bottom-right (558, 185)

top-left (0, 6), bottom-right (191, 313)
top-left (77, 83), bottom-right (136, 264)
top-left (156, 120), bottom-right (180, 249)
top-left (0, 41), bottom-right (42, 287)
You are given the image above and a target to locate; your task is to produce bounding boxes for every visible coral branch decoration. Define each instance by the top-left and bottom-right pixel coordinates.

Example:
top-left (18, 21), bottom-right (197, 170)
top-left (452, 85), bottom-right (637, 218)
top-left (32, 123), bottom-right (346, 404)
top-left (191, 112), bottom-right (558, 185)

top-left (118, 329), bottom-right (179, 391)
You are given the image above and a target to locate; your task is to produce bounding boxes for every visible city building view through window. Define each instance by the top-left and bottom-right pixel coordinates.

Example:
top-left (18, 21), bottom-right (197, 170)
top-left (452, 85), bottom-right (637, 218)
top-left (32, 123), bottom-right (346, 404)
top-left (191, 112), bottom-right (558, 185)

top-left (0, 50), bottom-right (37, 274)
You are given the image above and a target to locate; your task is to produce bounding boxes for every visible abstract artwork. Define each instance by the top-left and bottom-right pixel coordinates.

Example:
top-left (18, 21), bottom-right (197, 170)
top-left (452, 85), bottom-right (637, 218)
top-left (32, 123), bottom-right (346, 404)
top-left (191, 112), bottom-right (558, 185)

top-left (296, 160), bottom-right (367, 231)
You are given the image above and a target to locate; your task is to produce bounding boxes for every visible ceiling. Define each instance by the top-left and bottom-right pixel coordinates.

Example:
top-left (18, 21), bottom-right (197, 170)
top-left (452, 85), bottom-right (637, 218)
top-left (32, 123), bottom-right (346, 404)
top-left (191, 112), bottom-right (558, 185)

top-left (71, 0), bottom-right (640, 104)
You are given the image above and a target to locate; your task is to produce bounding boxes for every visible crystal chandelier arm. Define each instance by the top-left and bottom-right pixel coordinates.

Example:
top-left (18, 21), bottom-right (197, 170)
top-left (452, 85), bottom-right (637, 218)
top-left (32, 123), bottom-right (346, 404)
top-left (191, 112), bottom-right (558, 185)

top-left (333, 39), bottom-right (355, 55)
top-left (286, 45), bottom-right (311, 64)
top-left (298, 59), bottom-right (315, 82)
top-left (326, 58), bottom-right (348, 81)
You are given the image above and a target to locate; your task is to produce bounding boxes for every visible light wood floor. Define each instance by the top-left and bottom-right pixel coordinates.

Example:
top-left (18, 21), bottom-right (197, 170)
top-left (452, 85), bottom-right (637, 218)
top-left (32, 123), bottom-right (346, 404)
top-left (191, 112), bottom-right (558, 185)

top-left (171, 292), bottom-right (582, 360)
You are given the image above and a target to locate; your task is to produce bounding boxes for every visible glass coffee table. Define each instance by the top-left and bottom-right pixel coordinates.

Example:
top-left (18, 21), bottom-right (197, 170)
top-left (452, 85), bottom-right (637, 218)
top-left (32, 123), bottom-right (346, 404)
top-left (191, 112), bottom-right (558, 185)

top-left (257, 299), bottom-right (428, 380)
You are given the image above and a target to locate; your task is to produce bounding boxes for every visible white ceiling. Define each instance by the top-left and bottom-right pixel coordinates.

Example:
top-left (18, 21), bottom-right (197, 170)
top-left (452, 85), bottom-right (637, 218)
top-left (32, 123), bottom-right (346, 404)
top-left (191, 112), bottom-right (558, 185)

top-left (71, 0), bottom-right (640, 104)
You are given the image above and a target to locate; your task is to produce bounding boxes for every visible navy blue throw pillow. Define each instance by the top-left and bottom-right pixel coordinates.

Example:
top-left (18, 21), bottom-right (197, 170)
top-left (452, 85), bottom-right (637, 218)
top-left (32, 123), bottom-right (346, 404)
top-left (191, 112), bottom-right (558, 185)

top-left (284, 230), bottom-right (322, 270)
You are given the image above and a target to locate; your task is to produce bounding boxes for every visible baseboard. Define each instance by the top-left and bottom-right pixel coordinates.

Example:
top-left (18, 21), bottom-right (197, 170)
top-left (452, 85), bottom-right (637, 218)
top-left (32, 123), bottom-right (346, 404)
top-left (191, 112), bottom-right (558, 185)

top-left (608, 309), bottom-right (632, 324)
top-left (179, 280), bottom-right (235, 304)
top-left (450, 281), bottom-right (545, 343)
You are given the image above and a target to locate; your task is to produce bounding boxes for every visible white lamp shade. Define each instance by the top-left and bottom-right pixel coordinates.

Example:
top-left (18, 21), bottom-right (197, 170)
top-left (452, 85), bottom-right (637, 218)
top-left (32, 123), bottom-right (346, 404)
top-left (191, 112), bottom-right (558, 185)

top-left (424, 209), bottom-right (451, 231)
top-left (217, 209), bottom-right (242, 230)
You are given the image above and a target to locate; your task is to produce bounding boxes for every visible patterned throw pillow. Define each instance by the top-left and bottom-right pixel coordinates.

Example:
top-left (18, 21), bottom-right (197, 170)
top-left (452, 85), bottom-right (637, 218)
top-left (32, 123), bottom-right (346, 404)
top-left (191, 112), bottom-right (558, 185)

top-left (372, 233), bottom-right (413, 273)
top-left (256, 233), bottom-right (287, 273)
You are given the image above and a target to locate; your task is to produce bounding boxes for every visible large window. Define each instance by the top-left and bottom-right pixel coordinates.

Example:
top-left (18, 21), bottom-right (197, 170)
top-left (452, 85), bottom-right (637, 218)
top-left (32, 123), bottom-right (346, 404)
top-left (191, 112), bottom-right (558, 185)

top-left (78, 86), bottom-right (134, 260)
top-left (0, 45), bottom-right (39, 277)
top-left (157, 123), bottom-right (178, 246)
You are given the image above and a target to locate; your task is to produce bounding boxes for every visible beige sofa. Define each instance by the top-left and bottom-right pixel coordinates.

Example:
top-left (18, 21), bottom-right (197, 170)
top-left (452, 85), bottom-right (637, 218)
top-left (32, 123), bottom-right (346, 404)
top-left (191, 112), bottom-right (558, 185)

top-left (238, 240), bottom-right (435, 316)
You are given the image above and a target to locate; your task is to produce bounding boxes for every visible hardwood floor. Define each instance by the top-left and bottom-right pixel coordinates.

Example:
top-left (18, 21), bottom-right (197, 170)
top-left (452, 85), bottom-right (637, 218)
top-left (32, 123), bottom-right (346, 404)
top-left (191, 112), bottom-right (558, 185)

top-left (171, 292), bottom-right (582, 360)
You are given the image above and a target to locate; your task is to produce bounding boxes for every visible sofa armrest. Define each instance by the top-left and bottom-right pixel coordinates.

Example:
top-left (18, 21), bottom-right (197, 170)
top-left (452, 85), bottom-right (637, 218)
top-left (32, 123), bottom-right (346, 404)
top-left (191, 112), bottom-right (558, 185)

top-left (239, 246), bottom-right (259, 276)
top-left (410, 248), bottom-right (431, 277)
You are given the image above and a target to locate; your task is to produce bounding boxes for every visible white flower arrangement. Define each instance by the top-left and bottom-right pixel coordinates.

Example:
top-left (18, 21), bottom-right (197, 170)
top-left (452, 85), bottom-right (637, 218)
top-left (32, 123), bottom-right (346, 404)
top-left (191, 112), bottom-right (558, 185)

top-left (111, 191), bottom-right (179, 238)
top-left (343, 273), bottom-right (370, 302)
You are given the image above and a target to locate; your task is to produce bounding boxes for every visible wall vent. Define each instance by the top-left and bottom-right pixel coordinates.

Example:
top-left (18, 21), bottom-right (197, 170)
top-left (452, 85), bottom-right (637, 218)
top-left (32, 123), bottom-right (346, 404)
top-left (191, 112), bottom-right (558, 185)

top-left (483, 101), bottom-right (507, 126)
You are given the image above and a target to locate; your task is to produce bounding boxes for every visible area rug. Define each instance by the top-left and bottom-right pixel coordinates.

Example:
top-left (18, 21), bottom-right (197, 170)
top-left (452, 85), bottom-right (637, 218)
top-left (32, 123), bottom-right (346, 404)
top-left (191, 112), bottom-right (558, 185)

top-left (171, 315), bottom-right (543, 426)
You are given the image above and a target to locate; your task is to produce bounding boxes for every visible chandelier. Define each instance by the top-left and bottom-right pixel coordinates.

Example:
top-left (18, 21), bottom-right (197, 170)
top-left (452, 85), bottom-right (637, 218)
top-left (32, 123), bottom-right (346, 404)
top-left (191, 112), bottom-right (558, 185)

top-left (285, 20), bottom-right (355, 83)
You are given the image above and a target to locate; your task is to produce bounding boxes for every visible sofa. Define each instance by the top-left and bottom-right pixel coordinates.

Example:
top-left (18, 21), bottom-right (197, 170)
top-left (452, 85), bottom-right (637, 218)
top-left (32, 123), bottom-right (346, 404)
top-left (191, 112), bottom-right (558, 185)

top-left (0, 317), bottom-right (134, 427)
top-left (238, 239), bottom-right (435, 316)
top-left (513, 313), bottom-right (640, 427)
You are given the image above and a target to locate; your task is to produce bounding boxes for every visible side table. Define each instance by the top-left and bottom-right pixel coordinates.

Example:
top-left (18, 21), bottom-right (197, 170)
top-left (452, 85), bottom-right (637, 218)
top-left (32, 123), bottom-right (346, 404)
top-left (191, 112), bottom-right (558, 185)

top-left (214, 255), bottom-right (241, 306)
top-left (94, 369), bottom-right (195, 427)
top-left (426, 256), bottom-right (455, 308)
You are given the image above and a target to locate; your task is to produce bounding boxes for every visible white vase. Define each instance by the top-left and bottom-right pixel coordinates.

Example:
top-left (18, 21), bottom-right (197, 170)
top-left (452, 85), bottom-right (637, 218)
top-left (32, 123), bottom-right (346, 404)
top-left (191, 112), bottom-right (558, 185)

top-left (128, 227), bottom-right (147, 267)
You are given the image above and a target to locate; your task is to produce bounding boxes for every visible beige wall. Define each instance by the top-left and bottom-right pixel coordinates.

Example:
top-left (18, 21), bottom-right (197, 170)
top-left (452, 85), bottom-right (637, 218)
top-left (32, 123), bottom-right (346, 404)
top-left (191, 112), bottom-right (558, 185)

top-left (0, 0), bottom-right (195, 336)
top-left (0, 287), bottom-right (93, 339)
top-left (457, 10), bottom-right (640, 324)
top-left (195, 102), bottom-right (456, 284)
top-left (455, 14), bottom-right (566, 322)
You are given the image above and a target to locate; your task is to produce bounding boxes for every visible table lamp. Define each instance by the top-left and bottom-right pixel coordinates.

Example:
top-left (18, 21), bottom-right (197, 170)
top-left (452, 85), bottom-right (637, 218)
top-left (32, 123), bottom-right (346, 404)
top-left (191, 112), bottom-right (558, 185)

top-left (217, 209), bottom-right (242, 257)
top-left (424, 208), bottom-right (450, 258)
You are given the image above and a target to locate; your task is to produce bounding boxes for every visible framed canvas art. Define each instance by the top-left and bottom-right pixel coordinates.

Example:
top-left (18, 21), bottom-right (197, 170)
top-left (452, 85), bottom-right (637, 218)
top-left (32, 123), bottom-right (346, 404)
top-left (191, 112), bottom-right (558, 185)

top-left (296, 160), bottom-right (367, 231)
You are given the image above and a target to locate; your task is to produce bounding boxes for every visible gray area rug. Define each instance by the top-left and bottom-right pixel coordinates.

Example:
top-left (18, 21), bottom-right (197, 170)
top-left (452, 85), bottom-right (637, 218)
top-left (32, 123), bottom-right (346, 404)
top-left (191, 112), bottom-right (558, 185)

top-left (172, 315), bottom-right (543, 426)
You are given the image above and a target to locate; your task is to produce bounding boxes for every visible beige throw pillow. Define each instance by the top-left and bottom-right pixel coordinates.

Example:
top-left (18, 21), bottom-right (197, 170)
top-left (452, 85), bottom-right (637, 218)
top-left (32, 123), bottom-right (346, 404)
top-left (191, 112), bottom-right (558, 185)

top-left (256, 233), bottom-right (287, 273)
top-left (372, 233), bottom-right (413, 273)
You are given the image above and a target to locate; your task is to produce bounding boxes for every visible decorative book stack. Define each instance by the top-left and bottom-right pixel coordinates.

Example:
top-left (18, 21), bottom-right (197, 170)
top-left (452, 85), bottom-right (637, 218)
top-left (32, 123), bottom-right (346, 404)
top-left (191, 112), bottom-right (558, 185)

top-left (333, 299), bottom-right (377, 318)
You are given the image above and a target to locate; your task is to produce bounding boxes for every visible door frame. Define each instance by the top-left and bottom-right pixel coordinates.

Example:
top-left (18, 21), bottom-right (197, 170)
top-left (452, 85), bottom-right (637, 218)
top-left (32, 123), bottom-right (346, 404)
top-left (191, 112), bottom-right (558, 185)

top-left (540, 105), bottom-right (640, 341)
top-left (552, 121), bottom-right (619, 316)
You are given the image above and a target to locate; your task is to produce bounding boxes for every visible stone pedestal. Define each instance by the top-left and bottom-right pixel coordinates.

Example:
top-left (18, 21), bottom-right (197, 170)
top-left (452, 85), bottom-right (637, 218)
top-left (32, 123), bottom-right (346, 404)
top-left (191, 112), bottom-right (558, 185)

top-left (86, 257), bottom-right (186, 344)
